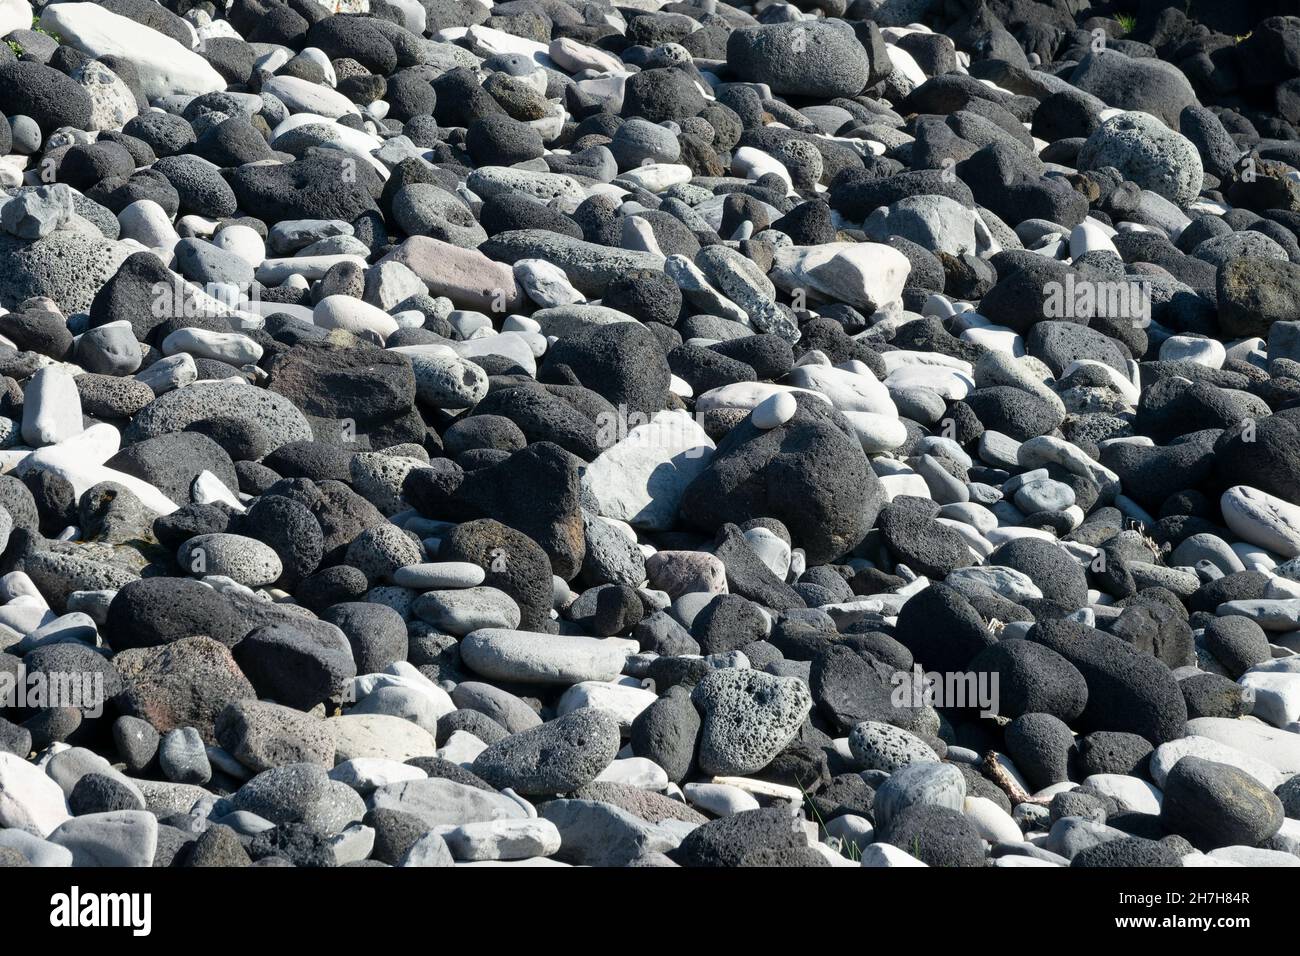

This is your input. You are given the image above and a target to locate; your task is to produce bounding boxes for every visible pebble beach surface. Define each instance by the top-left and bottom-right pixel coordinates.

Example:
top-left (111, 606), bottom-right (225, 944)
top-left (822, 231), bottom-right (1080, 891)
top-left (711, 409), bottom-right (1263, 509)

top-left (1, 0), bottom-right (1300, 870)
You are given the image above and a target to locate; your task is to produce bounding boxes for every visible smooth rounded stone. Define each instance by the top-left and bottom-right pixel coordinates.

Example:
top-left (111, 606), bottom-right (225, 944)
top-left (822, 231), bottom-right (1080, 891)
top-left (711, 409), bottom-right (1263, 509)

top-left (1173, 534), bottom-right (1244, 578)
top-left (313, 295), bottom-right (399, 345)
top-left (459, 629), bottom-right (630, 686)
top-left (752, 391), bottom-right (798, 430)
top-left (866, 195), bottom-right (978, 257)
top-left (72, 319), bottom-right (142, 374)
top-left (1081, 772), bottom-right (1163, 815)
top-left (682, 782), bottom-right (761, 817)
top-left (581, 410), bottom-right (715, 532)
top-left (691, 669), bottom-right (812, 777)
top-left (1240, 668), bottom-right (1300, 727)
top-left (1044, 815), bottom-right (1129, 860)
top-left (263, 75), bottom-right (358, 119)
top-left (162, 327), bottom-right (261, 367)
top-left (395, 832), bottom-right (457, 868)
top-left (214, 700), bottom-right (334, 773)
top-left (847, 721), bottom-right (940, 773)
top-left (964, 796), bottom-right (1023, 845)
top-left (0, 752), bottom-right (71, 837)
top-left (159, 727), bottom-right (211, 786)
top-left (593, 757), bottom-right (670, 792)
top-left (350, 682), bottom-right (447, 737)
top-left (0, 828), bottom-right (73, 867)
top-left (1221, 486), bottom-right (1300, 559)
top-left (946, 565), bottom-right (1040, 602)
top-left (412, 587), bottom-right (521, 636)
top-left (1217, 599), bottom-right (1300, 633)
top-left (1160, 756), bottom-right (1284, 850)
top-left (1014, 478), bottom-right (1075, 514)
top-left (536, 796), bottom-right (678, 867)
top-left (437, 730), bottom-right (489, 768)
top-left (1148, 736), bottom-right (1285, 791)
top-left (452, 686), bottom-right (543, 738)
top-left (1205, 846), bottom-right (1300, 868)
top-left (609, 118), bottom-right (680, 169)
top-left (112, 715), bottom-right (159, 775)
top-left (212, 224), bottom-right (265, 269)
top-left (1182, 717), bottom-right (1300, 777)
top-left (178, 533), bottom-right (283, 587)
top-left (440, 819), bottom-right (562, 862)
top-left (860, 842), bottom-right (929, 867)
top-left (330, 714), bottom-right (439, 763)
top-left (873, 762), bottom-right (966, 832)
top-left (472, 709), bottom-right (620, 797)
top-left (47, 810), bottom-right (158, 867)
top-left (21, 367), bottom-right (83, 448)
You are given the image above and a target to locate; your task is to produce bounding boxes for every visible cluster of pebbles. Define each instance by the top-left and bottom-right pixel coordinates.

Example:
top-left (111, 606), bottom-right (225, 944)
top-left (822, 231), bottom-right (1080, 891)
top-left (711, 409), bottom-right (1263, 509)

top-left (1, 0), bottom-right (1300, 869)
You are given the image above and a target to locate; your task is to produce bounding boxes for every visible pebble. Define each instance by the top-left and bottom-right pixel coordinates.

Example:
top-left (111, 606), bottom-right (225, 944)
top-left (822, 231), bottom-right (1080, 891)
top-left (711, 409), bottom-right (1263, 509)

top-left (459, 630), bottom-right (631, 685)
top-left (0, 0), bottom-right (1293, 877)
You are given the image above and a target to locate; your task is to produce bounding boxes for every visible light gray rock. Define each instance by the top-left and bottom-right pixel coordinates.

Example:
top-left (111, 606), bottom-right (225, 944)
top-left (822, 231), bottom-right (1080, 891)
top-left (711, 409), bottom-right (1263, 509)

top-left (367, 777), bottom-right (528, 828)
top-left (0, 752), bottom-right (70, 836)
top-left (439, 818), bottom-right (562, 861)
top-left (1, 183), bottom-right (74, 239)
top-left (1078, 110), bottom-right (1203, 207)
top-left (848, 721), bottom-right (940, 772)
top-left (459, 629), bottom-right (630, 685)
top-left (871, 761), bottom-right (967, 832)
top-left (159, 727), bottom-right (212, 785)
top-left (691, 669), bottom-right (812, 776)
top-left (412, 586), bottom-right (521, 636)
top-left (21, 367), bottom-right (82, 447)
top-left (48, 810), bottom-right (158, 866)
top-left (177, 534), bottom-right (283, 587)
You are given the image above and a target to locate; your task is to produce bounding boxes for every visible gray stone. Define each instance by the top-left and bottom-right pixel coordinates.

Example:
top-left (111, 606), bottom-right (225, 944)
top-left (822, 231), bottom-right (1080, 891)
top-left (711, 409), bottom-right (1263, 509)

top-left (459, 629), bottom-right (629, 685)
top-left (691, 669), bottom-right (812, 776)
top-left (1, 184), bottom-right (74, 239)
top-left (472, 708), bottom-right (621, 795)
top-left (848, 721), bottom-right (940, 772)
top-left (159, 727), bottom-right (211, 785)
top-left (872, 761), bottom-right (967, 831)
top-left (48, 810), bottom-right (158, 866)
top-left (1078, 111), bottom-right (1203, 207)
top-left (367, 777), bottom-right (528, 828)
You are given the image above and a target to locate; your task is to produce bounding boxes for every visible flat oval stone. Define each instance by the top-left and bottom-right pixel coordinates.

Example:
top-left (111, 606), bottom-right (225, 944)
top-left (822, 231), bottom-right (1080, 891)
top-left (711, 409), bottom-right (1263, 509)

top-left (393, 562), bottom-right (487, 589)
top-left (459, 629), bottom-right (632, 685)
top-left (411, 586), bottom-right (521, 635)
